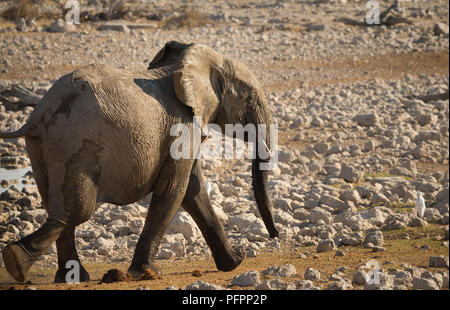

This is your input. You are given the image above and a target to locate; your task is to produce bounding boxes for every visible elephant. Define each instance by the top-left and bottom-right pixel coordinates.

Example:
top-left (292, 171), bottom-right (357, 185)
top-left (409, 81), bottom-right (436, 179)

top-left (0, 40), bottom-right (279, 283)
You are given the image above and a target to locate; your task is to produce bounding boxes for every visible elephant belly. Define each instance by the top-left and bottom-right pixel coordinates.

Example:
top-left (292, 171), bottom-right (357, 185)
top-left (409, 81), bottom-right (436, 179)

top-left (95, 127), bottom-right (166, 205)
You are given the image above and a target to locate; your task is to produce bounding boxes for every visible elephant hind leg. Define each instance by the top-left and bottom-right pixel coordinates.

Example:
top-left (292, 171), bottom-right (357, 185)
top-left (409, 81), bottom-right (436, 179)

top-left (52, 166), bottom-right (99, 282)
top-left (2, 219), bottom-right (66, 283)
top-left (2, 155), bottom-right (98, 283)
top-left (2, 158), bottom-right (68, 282)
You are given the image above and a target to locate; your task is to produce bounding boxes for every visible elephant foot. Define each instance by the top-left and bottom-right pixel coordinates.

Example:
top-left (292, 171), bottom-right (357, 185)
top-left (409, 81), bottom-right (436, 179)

top-left (216, 246), bottom-right (245, 272)
top-left (2, 244), bottom-right (35, 283)
top-left (54, 264), bottom-right (91, 283)
top-left (127, 263), bottom-right (162, 280)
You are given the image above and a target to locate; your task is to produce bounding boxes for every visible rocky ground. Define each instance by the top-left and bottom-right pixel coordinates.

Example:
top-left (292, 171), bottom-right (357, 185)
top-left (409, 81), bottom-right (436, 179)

top-left (0, 0), bottom-right (449, 290)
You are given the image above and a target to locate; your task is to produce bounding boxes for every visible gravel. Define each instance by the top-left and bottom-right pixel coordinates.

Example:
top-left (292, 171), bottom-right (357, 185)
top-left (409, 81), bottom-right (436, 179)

top-left (0, 0), bottom-right (448, 290)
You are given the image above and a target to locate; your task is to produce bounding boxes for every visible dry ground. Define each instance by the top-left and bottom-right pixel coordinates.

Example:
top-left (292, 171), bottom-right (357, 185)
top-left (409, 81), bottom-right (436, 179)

top-left (0, 224), bottom-right (447, 290)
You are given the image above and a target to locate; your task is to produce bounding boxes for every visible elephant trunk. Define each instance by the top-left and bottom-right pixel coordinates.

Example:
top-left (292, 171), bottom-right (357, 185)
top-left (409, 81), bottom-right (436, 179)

top-left (250, 104), bottom-right (279, 239)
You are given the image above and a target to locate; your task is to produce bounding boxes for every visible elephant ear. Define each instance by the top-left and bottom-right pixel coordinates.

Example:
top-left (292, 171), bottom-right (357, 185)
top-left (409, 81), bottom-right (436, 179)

top-left (148, 41), bottom-right (193, 69)
top-left (173, 44), bottom-right (225, 124)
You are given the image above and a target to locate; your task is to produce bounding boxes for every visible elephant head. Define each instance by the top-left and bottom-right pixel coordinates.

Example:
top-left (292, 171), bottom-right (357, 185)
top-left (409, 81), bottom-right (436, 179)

top-left (149, 41), bottom-right (279, 239)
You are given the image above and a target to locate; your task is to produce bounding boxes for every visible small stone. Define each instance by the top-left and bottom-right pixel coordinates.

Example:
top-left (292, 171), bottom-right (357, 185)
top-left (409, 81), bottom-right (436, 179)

top-left (353, 269), bottom-right (368, 285)
top-left (231, 270), bottom-right (261, 287)
top-left (412, 277), bottom-right (439, 290)
top-left (340, 164), bottom-right (364, 183)
top-left (306, 23), bottom-right (326, 31)
top-left (421, 271), bottom-right (444, 288)
top-left (327, 280), bottom-right (353, 290)
top-left (255, 278), bottom-right (286, 290)
top-left (372, 246), bottom-right (387, 252)
top-left (364, 272), bottom-right (394, 290)
top-left (434, 22), bottom-right (449, 36)
top-left (353, 112), bottom-right (378, 127)
top-left (429, 256), bottom-right (449, 268)
top-left (185, 280), bottom-right (223, 290)
top-left (335, 250), bottom-right (345, 257)
top-left (261, 264), bottom-right (297, 277)
top-left (317, 239), bottom-right (335, 253)
top-left (247, 249), bottom-right (258, 258)
top-left (364, 230), bottom-right (384, 247)
top-left (304, 268), bottom-right (320, 281)
top-left (295, 280), bottom-right (320, 290)
top-left (309, 207), bottom-right (332, 224)
top-left (313, 142), bottom-right (329, 154)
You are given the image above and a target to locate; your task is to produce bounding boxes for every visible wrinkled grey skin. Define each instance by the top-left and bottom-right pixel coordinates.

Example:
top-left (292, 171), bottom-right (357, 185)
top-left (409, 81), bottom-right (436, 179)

top-left (0, 41), bottom-right (278, 283)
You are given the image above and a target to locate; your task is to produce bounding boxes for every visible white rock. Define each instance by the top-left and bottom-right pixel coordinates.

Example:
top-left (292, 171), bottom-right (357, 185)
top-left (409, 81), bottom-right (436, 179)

top-left (168, 211), bottom-right (202, 240)
top-left (429, 256), bottom-right (449, 268)
top-left (93, 237), bottom-right (115, 252)
top-left (309, 208), bottom-right (332, 224)
top-left (353, 112), bottom-right (378, 127)
top-left (185, 280), bottom-right (224, 290)
top-left (295, 280), bottom-right (320, 290)
top-left (364, 272), bottom-right (394, 290)
top-left (158, 249), bottom-right (176, 260)
top-left (412, 277), bottom-right (439, 290)
top-left (231, 270), bottom-right (261, 287)
top-left (304, 267), bottom-right (320, 281)
top-left (255, 278), bottom-right (286, 290)
top-left (363, 230), bottom-right (384, 247)
top-left (19, 209), bottom-right (47, 223)
top-left (434, 22), bottom-right (449, 36)
top-left (340, 164), bottom-right (364, 183)
top-left (353, 269), bottom-right (368, 285)
top-left (262, 264), bottom-right (297, 277)
top-left (228, 213), bottom-right (264, 231)
top-left (317, 239), bottom-right (335, 253)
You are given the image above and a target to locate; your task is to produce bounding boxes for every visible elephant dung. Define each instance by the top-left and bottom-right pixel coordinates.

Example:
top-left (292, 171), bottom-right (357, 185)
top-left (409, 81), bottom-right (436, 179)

top-left (100, 269), bottom-right (129, 283)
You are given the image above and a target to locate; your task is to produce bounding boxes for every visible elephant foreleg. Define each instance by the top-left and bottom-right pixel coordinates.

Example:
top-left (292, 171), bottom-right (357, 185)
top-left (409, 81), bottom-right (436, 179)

top-left (128, 195), bottom-right (181, 279)
top-left (181, 160), bottom-right (244, 272)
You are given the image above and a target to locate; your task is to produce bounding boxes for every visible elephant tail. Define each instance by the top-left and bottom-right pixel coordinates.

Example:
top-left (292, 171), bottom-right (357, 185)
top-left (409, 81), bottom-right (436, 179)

top-left (0, 124), bottom-right (31, 139)
top-left (0, 105), bottom-right (42, 139)
top-left (0, 91), bottom-right (48, 140)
